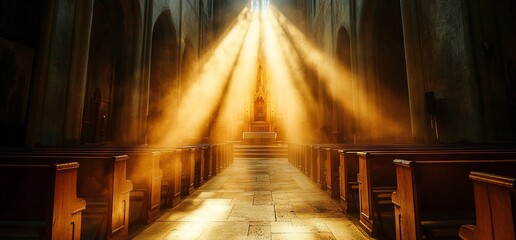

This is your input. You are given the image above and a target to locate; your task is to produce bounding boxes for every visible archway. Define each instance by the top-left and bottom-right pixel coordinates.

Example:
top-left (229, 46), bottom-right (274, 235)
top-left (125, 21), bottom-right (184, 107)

top-left (81, 0), bottom-right (124, 144)
top-left (82, 0), bottom-right (142, 144)
top-left (335, 26), bottom-right (353, 143)
top-left (147, 10), bottom-right (178, 144)
top-left (358, 1), bottom-right (411, 142)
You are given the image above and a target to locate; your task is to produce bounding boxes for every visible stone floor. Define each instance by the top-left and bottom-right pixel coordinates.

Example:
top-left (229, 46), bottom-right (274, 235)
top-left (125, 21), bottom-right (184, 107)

top-left (131, 158), bottom-right (373, 240)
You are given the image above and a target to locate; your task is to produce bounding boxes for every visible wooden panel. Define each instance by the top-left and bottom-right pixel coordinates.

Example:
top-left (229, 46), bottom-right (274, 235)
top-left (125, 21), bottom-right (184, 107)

top-left (0, 163), bottom-right (86, 240)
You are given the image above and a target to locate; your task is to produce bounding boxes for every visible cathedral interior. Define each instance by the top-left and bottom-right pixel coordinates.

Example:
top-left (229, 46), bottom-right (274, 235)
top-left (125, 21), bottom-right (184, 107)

top-left (0, 0), bottom-right (516, 239)
top-left (1, 0), bottom-right (516, 147)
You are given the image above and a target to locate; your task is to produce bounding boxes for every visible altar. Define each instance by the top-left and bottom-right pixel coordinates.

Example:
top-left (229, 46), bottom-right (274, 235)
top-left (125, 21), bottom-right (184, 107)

top-left (239, 57), bottom-right (282, 144)
top-left (242, 131), bottom-right (277, 144)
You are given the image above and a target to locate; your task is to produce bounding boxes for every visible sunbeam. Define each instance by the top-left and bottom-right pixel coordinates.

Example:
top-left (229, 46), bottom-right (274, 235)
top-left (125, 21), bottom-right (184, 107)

top-left (157, 8), bottom-right (253, 145)
top-left (151, 2), bottom-right (408, 146)
top-left (270, 8), bottom-right (406, 142)
top-left (261, 11), bottom-right (315, 142)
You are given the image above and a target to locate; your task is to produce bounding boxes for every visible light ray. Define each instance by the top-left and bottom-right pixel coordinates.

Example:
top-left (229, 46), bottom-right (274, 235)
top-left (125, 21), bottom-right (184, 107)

top-left (152, 4), bottom-right (407, 146)
top-left (210, 12), bottom-right (261, 141)
top-left (157, 9), bottom-right (253, 145)
top-left (261, 11), bottom-right (314, 142)
top-left (271, 9), bottom-right (406, 141)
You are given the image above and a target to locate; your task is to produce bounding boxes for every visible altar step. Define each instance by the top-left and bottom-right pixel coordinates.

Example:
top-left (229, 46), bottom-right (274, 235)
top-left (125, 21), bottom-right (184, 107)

top-left (234, 144), bottom-right (288, 159)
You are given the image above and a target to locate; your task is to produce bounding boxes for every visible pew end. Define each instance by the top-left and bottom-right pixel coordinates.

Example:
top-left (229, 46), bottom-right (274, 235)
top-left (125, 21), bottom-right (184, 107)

top-left (393, 158), bottom-right (516, 240)
top-left (459, 171), bottom-right (516, 240)
top-left (0, 162), bottom-right (86, 240)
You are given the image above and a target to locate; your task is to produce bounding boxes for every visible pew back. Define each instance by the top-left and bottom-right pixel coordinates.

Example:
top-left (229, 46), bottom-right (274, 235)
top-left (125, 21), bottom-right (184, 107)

top-left (357, 150), bottom-right (516, 237)
top-left (392, 159), bottom-right (516, 240)
top-left (458, 171), bottom-right (516, 240)
top-left (0, 154), bottom-right (132, 240)
top-left (0, 162), bottom-right (86, 240)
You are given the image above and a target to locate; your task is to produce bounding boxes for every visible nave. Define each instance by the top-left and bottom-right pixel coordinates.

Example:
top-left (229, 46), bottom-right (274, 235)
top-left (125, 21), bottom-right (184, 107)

top-left (132, 157), bottom-right (370, 240)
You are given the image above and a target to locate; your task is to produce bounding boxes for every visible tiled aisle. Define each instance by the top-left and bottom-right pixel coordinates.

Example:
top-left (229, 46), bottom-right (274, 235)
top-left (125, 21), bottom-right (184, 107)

top-left (133, 158), bottom-right (370, 240)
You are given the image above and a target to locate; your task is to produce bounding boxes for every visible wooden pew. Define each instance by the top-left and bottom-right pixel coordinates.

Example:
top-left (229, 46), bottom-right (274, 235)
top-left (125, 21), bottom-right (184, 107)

top-left (192, 147), bottom-right (204, 187)
top-left (314, 146), bottom-right (325, 189)
top-left (291, 144), bottom-right (306, 172)
top-left (324, 144), bottom-right (401, 200)
top-left (335, 145), bottom-right (428, 212)
top-left (8, 148), bottom-right (163, 226)
top-left (392, 159), bottom-right (516, 240)
top-left (123, 151), bottom-right (162, 226)
top-left (0, 162), bottom-right (86, 240)
top-left (159, 149), bottom-right (182, 208)
top-left (85, 144), bottom-right (215, 210)
top-left (325, 148), bottom-right (341, 198)
top-left (458, 171), bottom-right (516, 240)
top-left (357, 150), bottom-right (516, 237)
top-left (289, 143), bottom-right (516, 215)
top-left (304, 144), bottom-right (313, 178)
top-left (201, 146), bottom-right (210, 182)
top-left (314, 144), bottom-right (352, 191)
top-left (175, 146), bottom-right (203, 190)
top-left (157, 144), bottom-right (218, 198)
top-left (339, 150), bottom-right (361, 213)
top-left (0, 154), bottom-right (132, 240)
top-left (310, 145), bottom-right (318, 182)
top-left (338, 145), bottom-right (445, 213)
top-left (226, 142), bottom-right (234, 167)
top-left (206, 145), bottom-right (215, 178)
top-left (212, 144), bottom-right (221, 176)
top-left (180, 148), bottom-right (195, 196)
top-left (120, 145), bottom-right (210, 208)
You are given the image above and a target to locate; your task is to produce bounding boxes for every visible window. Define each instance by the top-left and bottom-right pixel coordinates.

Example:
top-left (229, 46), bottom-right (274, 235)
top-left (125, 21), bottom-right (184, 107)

top-left (312, 0), bottom-right (318, 16)
top-left (251, 0), bottom-right (270, 12)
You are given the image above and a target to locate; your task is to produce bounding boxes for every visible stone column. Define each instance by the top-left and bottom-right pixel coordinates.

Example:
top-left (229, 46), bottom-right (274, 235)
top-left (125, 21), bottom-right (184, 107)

top-left (27, 0), bottom-right (76, 146)
top-left (399, 0), bottom-right (432, 143)
top-left (25, 0), bottom-right (59, 147)
top-left (63, 0), bottom-right (95, 145)
top-left (138, 0), bottom-right (154, 144)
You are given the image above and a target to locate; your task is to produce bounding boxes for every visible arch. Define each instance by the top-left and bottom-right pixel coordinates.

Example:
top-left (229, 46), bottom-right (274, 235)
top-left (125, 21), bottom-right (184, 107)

top-left (81, 0), bottom-right (125, 144)
top-left (147, 10), bottom-right (178, 144)
top-left (334, 26), bottom-right (353, 142)
top-left (115, 0), bottom-right (143, 144)
top-left (180, 37), bottom-right (197, 94)
top-left (336, 27), bottom-right (352, 69)
top-left (81, 0), bottom-right (142, 144)
top-left (357, 1), bottom-right (411, 142)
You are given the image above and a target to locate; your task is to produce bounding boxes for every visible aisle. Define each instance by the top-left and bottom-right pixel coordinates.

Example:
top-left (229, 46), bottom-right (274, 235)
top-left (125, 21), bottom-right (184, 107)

top-left (132, 157), bottom-right (370, 240)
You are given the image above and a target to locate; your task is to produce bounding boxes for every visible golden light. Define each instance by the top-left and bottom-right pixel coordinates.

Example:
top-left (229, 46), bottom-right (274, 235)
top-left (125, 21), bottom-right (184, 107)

top-left (150, 2), bottom-right (406, 146)
top-left (158, 8), bottom-right (253, 145)
top-left (269, 9), bottom-right (406, 141)
top-left (209, 12), bottom-right (261, 141)
top-left (261, 10), bottom-right (316, 142)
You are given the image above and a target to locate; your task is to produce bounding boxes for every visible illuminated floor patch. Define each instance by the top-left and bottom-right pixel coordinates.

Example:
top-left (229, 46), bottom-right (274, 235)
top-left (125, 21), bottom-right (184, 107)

top-left (132, 158), bottom-right (372, 240)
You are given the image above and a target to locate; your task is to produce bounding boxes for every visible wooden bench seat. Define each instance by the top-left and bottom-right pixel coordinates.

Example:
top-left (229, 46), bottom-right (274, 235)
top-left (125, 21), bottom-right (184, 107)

top-left (0, 162), bottom-right (86, 240)
top-left (157, 149), bottom-right (182, 208)
top-left (95, 145), bottom-right (209, 207)
top-left (337, 145), bottom-right (471, 213)
top-left (288, 143), bottom-right (516, 216)
top-left (336, 144), bottom-right (457, 213)
top-left (319, 144), bottom-right (438, 206)
top-left (458, 171), bottom-right (516, 240)
top-left (4, 148), bottom-right (163, 227)
top-left (46, 144), bottom-right (221, 210)
top-left (0, 154), bottom-right (132, 240)
top-left (357, 150), bottom-right (516, 237)
top-left (392, 159), bottom-right (516, 240)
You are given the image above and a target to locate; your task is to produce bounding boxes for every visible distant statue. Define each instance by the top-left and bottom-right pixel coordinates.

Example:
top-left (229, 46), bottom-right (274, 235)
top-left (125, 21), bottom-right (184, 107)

top-left (257, 65), bottom-right (263, 92)
top-left (254, 96), bottom-right (265, 121)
